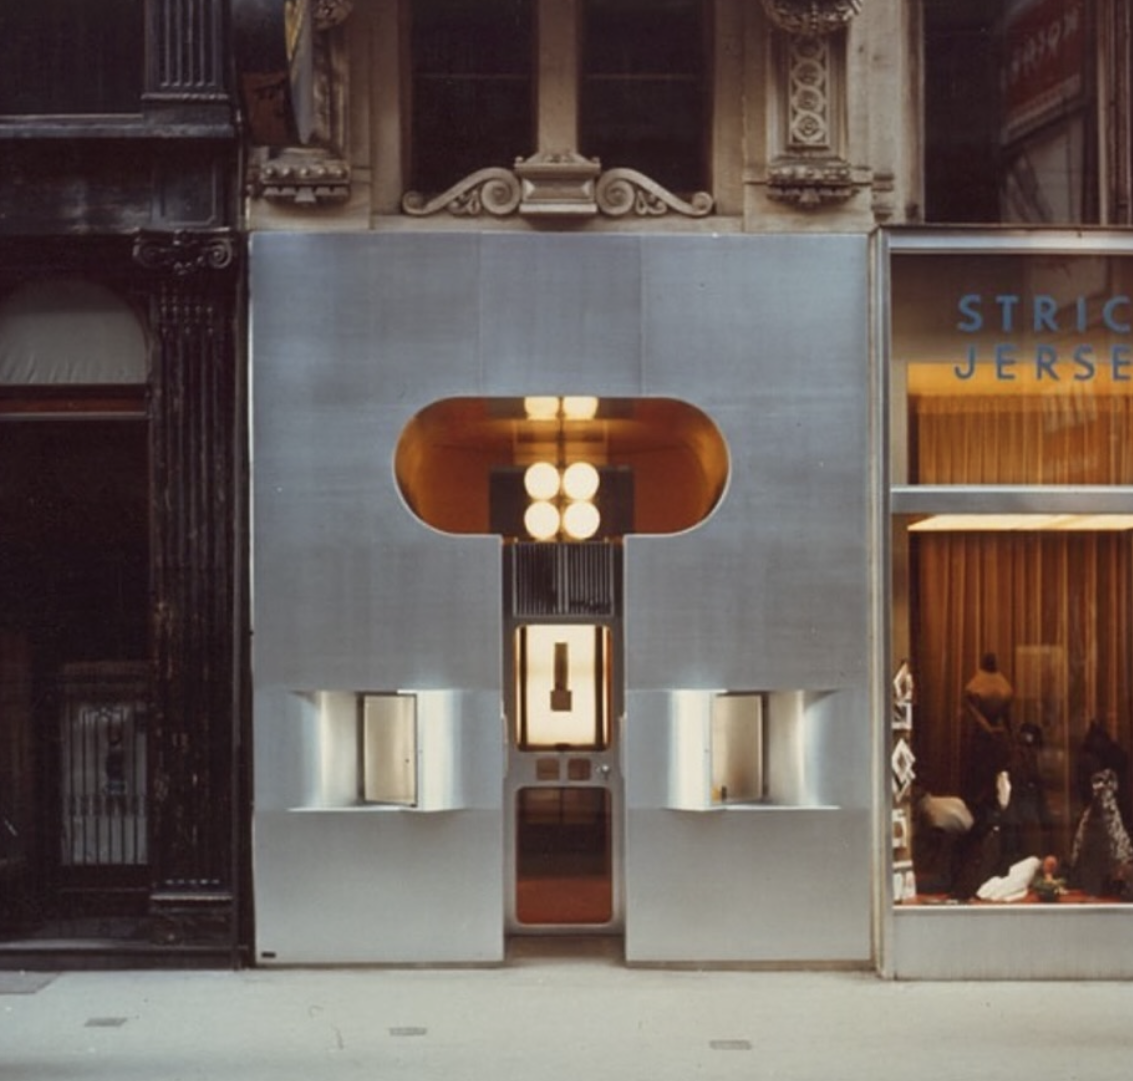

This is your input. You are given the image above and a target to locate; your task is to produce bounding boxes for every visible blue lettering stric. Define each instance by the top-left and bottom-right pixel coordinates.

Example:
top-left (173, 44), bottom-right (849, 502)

top-left (955, 293), bottom-right (1133, 333)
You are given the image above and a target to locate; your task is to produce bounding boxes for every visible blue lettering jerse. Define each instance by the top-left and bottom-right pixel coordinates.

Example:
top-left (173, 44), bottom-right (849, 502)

top-left (952, 294), bottom-right (1132, 381)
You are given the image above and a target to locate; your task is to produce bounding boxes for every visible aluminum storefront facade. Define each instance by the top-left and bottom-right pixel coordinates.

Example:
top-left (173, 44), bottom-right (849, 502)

top-left (249, 231), bottom-right (876, 966)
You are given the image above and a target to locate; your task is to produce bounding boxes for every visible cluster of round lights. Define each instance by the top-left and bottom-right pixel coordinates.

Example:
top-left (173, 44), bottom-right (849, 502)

top-left (523, 461), bottom-right (601, 540)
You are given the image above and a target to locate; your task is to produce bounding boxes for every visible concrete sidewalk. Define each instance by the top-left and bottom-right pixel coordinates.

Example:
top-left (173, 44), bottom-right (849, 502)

top-left (2, 956), bottom-right (1131, 1081)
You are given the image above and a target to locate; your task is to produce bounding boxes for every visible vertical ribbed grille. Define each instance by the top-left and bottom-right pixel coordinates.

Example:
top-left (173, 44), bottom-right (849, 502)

top-left (510, 543), bottom-right (617, 617)
top-left (152, 0), bottom-right (225, 96)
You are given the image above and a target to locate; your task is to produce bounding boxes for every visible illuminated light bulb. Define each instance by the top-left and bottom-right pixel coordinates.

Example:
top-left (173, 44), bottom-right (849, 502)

top-left (561, 461), bottom-right (600, 502)
top-left (524, 461), bottom-right (561, 500)
top-left (561, 395), bottom-right (599, 420)
top-left (524, 396), bottom-right (560, 421)
top-left (525, 501), bottom-right (561, 540)
top-left (562, 501), bottom-right (601, 540)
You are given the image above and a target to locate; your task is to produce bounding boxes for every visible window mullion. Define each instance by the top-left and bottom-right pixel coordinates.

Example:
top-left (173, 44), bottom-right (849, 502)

top-left (536, 0), bottom-right (580, 152)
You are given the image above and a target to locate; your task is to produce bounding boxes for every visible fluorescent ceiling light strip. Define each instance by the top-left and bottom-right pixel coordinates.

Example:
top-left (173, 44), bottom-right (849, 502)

top-left (909, 514), bottom-right (1133, 532)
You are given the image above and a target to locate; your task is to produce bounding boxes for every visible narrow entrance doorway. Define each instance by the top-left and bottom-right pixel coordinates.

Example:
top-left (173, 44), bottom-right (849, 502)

top-left (504, 548), bottom-right (624, 939)
top-left (0, 416), bottom-right (151, 939)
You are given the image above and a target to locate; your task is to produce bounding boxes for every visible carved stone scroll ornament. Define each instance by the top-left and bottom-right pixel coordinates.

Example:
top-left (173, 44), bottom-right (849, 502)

top-left (761, 0), bottom-right (862, 36)
top-left (595, 169), bottom-right (714, 218)
top-left (402, 161), bottom-right (713, 219)
top-left (402, 168), bottom-right (524, 218)
top-left (132, 231), bottom-right (237, 276)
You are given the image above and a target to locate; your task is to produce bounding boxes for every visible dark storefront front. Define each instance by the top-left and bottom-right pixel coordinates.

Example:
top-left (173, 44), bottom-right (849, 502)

top-left (0, 0), bottom-right (247, 968)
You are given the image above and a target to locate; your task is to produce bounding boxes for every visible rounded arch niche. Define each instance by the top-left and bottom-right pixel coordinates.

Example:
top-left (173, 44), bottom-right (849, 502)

top-left (394, 396), bottom-right (730, 538)
top-left (0, 278), bottom-right (148, 386)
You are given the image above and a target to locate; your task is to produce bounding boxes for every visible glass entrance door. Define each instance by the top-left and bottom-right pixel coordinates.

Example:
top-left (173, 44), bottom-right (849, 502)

top-left (505, 623), bottom-right (623, 933)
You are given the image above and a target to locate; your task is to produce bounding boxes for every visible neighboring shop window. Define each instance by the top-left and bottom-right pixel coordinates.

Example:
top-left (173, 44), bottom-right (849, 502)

top-left (0, 0), bottom-right (144, 115)
top-left (408, 0), bottom-right (535, 194)
top-left (890, 246), bottom-right (1133, 907)
top-left (922, 0), bottom-right (1132, 225)
top-left (579, 0), bottom-right (709, 195)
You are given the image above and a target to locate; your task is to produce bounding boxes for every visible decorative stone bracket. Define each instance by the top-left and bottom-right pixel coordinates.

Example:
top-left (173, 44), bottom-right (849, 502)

top-left (248, 148), bottom-right (351, 206)
top-left (761, 0), bottom-right (862, 36)
top-left (402, 153), bottom-right (714, 220)
top-left (766, 158), bottom-right (865, 209)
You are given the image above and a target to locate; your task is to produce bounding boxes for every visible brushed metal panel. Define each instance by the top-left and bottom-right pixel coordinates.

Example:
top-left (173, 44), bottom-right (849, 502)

top-left (478, 234), bottom-right (644, 396)
top-left (251, 232), bottom-right (485, 401)
top-left (641, 235), bottom-right (868, 404)
top-left (254, 809), bottom-right (505, 965)
top-left (624, 807), bottom-right (871, 963)
top-left (250, 232), bottom-right (876, 963)
top-left (253, 379), bottom-right (502, 690)
top-left (627, 236), bottom-right (871, 692)
top-left (892, 908), bottom-right (1133, 980)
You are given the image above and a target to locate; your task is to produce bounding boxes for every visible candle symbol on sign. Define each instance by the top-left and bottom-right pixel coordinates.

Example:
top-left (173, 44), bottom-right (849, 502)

top-left (550, 641), bottom-right (573, 712)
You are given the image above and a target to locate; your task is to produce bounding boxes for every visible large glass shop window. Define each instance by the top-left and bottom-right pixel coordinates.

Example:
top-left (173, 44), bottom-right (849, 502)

top-left (890, 249), bottom-right (1133, 907)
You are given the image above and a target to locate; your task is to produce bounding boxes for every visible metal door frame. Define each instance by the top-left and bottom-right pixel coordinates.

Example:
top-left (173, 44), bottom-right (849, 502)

top-left (501, 543), bottom-right (625, 936)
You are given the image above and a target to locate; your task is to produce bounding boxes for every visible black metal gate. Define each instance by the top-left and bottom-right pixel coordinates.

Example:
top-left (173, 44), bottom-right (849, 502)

top-left (59, 663), bottom-right (149, 872)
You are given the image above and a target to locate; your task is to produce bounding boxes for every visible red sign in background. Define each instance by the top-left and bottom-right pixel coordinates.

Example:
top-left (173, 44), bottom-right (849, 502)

top-left (1003, 0), bottom-right (1087, 133)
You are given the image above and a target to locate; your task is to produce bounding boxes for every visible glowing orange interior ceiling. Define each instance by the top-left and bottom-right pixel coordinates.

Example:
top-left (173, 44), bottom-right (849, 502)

top-left (394, 397), bottom-right (729, 536)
